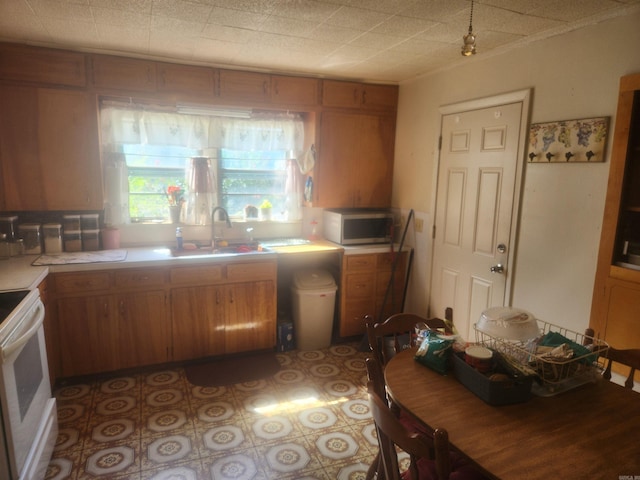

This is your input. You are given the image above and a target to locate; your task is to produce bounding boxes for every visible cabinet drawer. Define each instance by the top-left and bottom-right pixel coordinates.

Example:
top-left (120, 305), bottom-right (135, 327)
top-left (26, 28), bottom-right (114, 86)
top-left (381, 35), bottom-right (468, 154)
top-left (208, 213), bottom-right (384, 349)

top-left (114, 269), bottom-right (166, 288)
top-left (170, 265), bottom-right (223, 286)
top-left (54, 272), bottom-right (110, 294)
top-left (376, 271), bottom-right (405, 296)
top-left (227, 262), bottom-right (276, 282)
top-left (346, 254), bottom-right (376, 271)
top-left (341, 299), bottom-right (374, 336)
top-left (376, 252), bottom-right (403, 269)
top-left (345, 273), bottom-right (375, 298)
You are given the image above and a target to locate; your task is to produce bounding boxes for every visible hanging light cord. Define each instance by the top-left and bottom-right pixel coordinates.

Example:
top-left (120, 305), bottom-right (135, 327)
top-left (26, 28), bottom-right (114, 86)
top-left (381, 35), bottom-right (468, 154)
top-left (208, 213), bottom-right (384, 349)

top-left (468, 0), bottom-right (474, 34)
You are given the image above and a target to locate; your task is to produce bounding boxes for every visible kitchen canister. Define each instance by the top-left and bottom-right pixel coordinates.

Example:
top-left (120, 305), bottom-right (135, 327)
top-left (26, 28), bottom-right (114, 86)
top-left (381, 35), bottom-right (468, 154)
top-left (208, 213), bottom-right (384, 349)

top-left (81, 213), bottom-right (100, 231)
top-left (63, 230), bottom-right (82, 252)
top-left (43, 223), bottom-right (63, 254)
top-left (18, 223), bottom-right (43, 254)
top-left (0, 215), bottom-right (18, 242)
top-left (82, 229), bottom-right (100, 251)
top-left (63, 214), bottom-right (81, 232)
top-left (101, 227), bottom-right (120, 250)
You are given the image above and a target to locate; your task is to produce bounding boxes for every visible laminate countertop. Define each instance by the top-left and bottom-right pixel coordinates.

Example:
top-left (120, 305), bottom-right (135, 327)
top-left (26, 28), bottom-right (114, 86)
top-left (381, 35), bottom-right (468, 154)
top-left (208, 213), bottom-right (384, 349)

top-left (0, 240), bottom-right (408, 292)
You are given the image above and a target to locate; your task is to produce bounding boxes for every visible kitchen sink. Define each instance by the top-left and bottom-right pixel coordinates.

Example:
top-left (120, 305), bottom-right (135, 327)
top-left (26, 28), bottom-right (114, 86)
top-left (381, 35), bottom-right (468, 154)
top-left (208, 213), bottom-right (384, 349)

top-left (170, 241), bottom-right (271, 257)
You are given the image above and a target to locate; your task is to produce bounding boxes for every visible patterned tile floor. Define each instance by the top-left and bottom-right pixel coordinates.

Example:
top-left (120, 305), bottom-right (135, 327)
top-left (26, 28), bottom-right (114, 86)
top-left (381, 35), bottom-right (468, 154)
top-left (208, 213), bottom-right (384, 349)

top-left (46, 343), bottom-right (377, 480)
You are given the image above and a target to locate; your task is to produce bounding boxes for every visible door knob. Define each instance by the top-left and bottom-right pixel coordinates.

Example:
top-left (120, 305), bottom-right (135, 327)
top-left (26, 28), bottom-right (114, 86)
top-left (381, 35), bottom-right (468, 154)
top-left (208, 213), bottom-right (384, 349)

top-left (490, 264), bottom-right (504, 274)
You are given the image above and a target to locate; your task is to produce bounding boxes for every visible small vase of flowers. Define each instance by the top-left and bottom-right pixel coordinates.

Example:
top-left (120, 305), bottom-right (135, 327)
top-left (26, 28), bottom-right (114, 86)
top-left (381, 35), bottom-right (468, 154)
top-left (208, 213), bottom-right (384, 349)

top-left (259, 199), bottom-right (273, 221)
top-left (167, 185), bottom-right (185, 223)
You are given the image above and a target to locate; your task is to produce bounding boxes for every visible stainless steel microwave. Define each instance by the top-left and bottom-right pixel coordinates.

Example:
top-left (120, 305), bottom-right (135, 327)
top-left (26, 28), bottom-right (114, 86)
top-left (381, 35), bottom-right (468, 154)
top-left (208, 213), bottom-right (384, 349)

top-left (323, 208), bottom-right (393, 245)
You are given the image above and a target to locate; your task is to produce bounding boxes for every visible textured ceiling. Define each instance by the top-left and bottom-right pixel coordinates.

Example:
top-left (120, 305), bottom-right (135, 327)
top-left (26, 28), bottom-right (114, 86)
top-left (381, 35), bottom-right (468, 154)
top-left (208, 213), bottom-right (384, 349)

top-left (1, 0), bottom-right (638, 84)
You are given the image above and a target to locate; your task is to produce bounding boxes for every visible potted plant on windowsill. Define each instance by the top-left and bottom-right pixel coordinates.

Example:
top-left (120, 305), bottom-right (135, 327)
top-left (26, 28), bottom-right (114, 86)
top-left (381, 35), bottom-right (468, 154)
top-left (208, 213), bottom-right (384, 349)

top-left (259, 199), bottom-right (272, 221)
top-left (167, 185), bottom-right (185, 224)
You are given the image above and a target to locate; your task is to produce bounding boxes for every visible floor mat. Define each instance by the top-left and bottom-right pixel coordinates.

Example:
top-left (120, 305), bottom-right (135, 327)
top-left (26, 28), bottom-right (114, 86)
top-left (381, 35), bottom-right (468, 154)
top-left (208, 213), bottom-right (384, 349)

top-left (184, 351), bottom-right (281, 386)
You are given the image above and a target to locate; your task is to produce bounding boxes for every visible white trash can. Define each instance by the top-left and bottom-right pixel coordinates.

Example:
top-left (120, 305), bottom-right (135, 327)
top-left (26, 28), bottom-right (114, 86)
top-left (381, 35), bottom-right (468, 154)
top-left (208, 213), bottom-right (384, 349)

top-left (291, 269), bottom-right (337, 350)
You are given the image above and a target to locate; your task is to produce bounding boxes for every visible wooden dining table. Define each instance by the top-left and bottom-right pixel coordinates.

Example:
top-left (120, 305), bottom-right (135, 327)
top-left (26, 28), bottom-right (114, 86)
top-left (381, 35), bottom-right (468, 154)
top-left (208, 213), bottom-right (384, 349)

top-left (384, 347), bottom-right (640, 479)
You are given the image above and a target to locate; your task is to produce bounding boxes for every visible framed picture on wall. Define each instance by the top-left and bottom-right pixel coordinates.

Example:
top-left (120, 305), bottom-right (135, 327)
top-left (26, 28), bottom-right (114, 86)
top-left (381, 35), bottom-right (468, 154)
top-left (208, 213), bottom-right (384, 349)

top-left (527, 116), bottom-right (609, 163)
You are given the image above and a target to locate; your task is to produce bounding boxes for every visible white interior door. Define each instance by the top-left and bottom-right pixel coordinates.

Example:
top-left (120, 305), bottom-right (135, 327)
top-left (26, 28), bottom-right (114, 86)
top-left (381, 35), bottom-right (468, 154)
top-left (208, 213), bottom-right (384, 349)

top-left (429, 91), bottom-right (530, 340)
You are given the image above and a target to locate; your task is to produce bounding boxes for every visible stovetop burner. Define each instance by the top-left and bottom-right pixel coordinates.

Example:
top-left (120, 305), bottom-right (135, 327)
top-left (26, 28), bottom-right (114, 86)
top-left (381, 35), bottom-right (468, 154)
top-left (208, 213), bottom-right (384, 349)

top-left (0, 290), bottom-right (30, 323)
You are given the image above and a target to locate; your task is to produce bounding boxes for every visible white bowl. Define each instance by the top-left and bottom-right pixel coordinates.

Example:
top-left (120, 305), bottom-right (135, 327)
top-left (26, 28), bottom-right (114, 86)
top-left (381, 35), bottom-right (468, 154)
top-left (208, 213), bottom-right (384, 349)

top-left (476, 306), bottom-right (540, 341)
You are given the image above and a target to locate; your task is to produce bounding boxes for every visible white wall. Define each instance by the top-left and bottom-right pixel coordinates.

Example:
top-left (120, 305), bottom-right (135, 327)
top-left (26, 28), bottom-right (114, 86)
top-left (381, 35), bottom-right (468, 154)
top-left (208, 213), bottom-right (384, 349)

top-left (394, 11), bottom-right (640, 335)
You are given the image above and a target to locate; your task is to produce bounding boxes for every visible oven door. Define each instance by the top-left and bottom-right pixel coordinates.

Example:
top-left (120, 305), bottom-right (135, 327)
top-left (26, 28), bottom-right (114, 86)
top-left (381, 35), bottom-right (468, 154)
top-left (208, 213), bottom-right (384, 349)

top-left (0, 290), bottom-right (56, 479)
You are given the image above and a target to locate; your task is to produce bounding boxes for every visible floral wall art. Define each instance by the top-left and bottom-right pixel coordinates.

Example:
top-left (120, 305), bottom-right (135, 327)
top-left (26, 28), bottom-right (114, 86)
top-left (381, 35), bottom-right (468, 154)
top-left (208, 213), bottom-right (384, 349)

top-left (527, 117), bottom-right (609, 163)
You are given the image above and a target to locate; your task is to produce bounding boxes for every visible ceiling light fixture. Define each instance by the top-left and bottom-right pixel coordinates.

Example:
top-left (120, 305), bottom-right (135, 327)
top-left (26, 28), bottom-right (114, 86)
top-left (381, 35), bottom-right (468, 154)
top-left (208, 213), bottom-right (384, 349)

top-left (461, 0), bottom-right (477, 56)
top-left (176, 103), bottom-right (252, 118)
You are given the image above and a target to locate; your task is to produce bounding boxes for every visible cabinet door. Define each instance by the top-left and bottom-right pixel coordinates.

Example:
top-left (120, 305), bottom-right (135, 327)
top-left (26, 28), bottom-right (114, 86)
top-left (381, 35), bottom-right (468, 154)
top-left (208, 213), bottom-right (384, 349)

top-left (57, 295), bottom-right (118, 377)
top-left (316, 111), bottom-right (360, 207)
top-left (218, 70), bottom-right (271, 103)
top-left (271, 75), bottom-right (319, 105)
top-left (117, 291), bottom-right (169, 369)
top-left (224, 281), bottom-right (276, 354)
top-left (322, 80), bottom-right (361, 108)
top-left (353, 114), bottom-right (395, 207)
top-left (316, 111), bottom-right (394, 208)
top-left (0, 86), bottom-right (102, 210)
top-left (171, 285), bottom-right (225, 361)
top-left (361, 84), bottom-right (398, 110)
top-left (0, 43), bottom-right (86, 87)
top-left (92, 55), bottom-right (156, 92)
top-left (157, 62), bottom-right (214, 96)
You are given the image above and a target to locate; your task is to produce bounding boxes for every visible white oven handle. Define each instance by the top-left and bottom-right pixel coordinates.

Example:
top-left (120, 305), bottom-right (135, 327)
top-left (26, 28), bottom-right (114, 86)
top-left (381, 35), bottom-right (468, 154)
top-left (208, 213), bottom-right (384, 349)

top-left (1, 298), bottom-right (45, 360)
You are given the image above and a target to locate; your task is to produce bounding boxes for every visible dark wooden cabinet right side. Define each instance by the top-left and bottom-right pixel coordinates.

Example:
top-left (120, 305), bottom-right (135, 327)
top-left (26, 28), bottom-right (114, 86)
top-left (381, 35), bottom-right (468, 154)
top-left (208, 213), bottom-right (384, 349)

top-left (590, 73), bottom-right (640, 369)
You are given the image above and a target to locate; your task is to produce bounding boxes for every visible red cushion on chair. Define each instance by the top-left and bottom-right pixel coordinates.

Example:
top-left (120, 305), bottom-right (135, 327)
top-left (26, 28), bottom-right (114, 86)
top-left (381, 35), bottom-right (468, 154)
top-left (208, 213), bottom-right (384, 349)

top-left (400, 452), bottom-right (489, 480)
top-left (399, 409), bottom-right (433, 437)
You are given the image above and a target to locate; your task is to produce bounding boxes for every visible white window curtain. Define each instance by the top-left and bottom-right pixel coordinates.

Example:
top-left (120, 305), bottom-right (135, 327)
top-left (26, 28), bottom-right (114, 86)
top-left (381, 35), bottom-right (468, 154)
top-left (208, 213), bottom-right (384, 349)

top-left (100, 106), bottom-right (305, 225)
top-left (100, 107), bottom-right (304, 152)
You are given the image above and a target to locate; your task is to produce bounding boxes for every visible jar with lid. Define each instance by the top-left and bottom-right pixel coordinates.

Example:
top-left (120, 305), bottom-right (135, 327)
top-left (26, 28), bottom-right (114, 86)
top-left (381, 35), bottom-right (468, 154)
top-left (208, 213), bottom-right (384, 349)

top-left (0, 215), bottom-right (18, 242)
top-left (63, 215), bottom-right (81, 232)
top-left (81, 214), bottom-right (100, 231)
top-left (43, 223), bottom-right (63, 254)
top-left (64, 230), bottom-right (82, 252)
top-left (18, 223), bottom-right (42, 254)
top-left (0, 234), bottom-right (10, 260)
top-left (82, 229), bottom-right (100, 251)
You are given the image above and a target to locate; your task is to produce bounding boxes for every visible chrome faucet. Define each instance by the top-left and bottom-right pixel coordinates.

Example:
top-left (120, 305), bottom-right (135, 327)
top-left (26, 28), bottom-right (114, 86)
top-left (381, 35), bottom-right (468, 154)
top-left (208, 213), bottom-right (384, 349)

top-left (211, 207), bottom-right (232, 247)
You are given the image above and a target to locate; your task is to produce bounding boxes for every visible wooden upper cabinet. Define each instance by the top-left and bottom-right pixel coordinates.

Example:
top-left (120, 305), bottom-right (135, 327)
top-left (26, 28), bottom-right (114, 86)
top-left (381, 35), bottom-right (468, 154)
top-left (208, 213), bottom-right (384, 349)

top-left (217, 69), bottom-right (271, 103)
top-left (157, 62), bottom-right (214, 96)
top-left (322, 80), bottom-right (361, 108)
top-left (92, 55), bottom-right (157, 92)
top-left (361, 83), bottom-right (399, 110)
top-left (271, 75), bottom-right (319, 105)
top-left (590, 73), bottom-right (640, 353)
top-left (322, 80), bottom-right (398, 111)
top-left (0, 85), bottom-right (103, 210)
top-left (0, 43), bottom-right (86, 87)
top-left (315, 110), bottom-right (395, 208)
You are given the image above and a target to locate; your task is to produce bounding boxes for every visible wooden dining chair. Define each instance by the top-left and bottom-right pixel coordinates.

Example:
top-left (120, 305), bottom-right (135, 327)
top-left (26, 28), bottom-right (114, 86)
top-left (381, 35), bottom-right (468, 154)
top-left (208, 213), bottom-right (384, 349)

top-left (366, 357), bottom-right (486, 480)
top-left (602, 347), bottom-right (640, 390)
top-left (364, 311), bottom-right (455, 480)
top-left (365, 312), bottom-right (452, 366)
top-left (584, 328), bottom-right (639, 390)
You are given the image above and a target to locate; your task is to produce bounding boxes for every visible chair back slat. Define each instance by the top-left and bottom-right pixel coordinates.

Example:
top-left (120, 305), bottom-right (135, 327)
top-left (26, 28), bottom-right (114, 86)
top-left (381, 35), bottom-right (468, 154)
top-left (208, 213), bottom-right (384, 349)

top-left (366, 313), bottom-right (452, 366)
top-left (603, 346), bottom-right (640, 389)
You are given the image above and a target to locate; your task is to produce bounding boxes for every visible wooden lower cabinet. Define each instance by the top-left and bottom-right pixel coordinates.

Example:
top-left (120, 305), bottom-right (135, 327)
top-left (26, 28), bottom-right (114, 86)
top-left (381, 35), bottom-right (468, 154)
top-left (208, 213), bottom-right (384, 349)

top-left (224, 280), bottom-right (276, 354)
top-left (56, 290), bottom-right (169, 377)
top-left (57, 294), bottom-right (119, 377)
top-left (171, 284), bottom-right (226, 362)
top-left (339, 251), bottom-right (407, 337)
top-left (171, 264), bottom-right (277, 362)
top-left (51, 260), bottom-right (278, 378)
top-left (117, 291), bottom-right (169, 369)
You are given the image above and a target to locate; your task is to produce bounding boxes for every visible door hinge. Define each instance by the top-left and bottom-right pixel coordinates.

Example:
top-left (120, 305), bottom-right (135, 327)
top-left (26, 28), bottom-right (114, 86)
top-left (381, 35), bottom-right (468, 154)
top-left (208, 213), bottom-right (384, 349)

top-left (432, 225), bottom-right (436, 239)
top-left (438, 135), bottom-right (442, 151)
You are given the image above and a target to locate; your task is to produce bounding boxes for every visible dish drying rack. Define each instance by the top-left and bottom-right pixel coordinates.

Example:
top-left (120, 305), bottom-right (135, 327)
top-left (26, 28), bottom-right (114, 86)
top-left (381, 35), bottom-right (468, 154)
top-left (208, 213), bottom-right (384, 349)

top-left (474, 320), bottom-right (609, 396)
